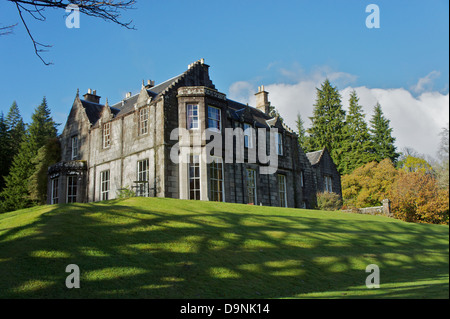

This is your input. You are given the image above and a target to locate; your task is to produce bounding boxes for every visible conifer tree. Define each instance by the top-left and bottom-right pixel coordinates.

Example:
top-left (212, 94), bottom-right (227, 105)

top-left (340, 91), bottom-right (374, 174)
top-left (369, 102), bottom-right (399, 163)
top-left (307, 79), bottom-right (346, 172)
top-left (5, 101), bottom-right (26, 155)
top-left (295, 113), bottom-right (308, 150)
top-left (0, 113), bottom-right (8, 191)
top-left (1, 97), bottom-right (59, 212)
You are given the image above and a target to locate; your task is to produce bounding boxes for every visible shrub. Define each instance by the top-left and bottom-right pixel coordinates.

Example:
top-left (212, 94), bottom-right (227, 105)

top-left (117, 186), bottom-right (135, 199)
top-left (316, 192), bottom-right (343, 211)
top-left (390, 171), bottom-right (449, 225)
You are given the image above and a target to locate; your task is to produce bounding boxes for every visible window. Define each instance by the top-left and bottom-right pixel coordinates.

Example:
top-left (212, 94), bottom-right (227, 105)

top-left (244, 123), bottom-right (253, 148)
top-left (278, 174), bottom-right (287, 207)
top-left (187, 104), bottom-right (199, 130)
top-left (207, 106), bottom-right (221, 132)
top-left (71, 135), bottom-right (78, 160)
top-left (246, 169), bottom-right (257, 205)
top-left (189, 155), bottom-right (200, 200)
top-left (103, 122), bottom-right (111, 148)
top-left (209, 157), bottom-right (224, 202)
top-left (324, 175), bottom-right (333, 193)
top-left (67, 176), bottom-right (77, 203)
top-left (101, 170), bottom-right (110, 201)
top-left (137, 159), bottom-right (149, 197)
top-left (300, 170), bottom-right (304, 188)
top-left (139, 107), bottom-right (149, 135)
top-left (276, 132), bottom-right (283, 156)
top-left (51, 178), bottom-right (59, 204)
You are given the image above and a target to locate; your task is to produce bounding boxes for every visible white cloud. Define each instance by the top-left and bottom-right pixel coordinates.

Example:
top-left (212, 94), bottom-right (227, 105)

top-left (228, 67), bottom-right (449, 158)
top-left (410, 70), bottom-right (441, 94)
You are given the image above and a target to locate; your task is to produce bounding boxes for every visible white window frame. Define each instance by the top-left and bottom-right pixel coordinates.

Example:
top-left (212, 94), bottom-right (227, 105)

top-left (207, 105), bottom-right (221, 133)
top-left (246, 169), bottom-right (257, 205)
top-left (209, 157), bottom-right (224, 202)
top-left (278, 174), bottom-right (287, 208)
top-left (276, 132), bottom-right (283, 156)
top-left (103, 122), bottom-right (111, 148)
top-left (244, 123), bottom-right (253, 148)
top-left (67, 175), bottom-right (77, 203)
top-left (101, 170), bottom-right (110, 201)
top-left (189, 155), bottom-right (201, 200)
top-left (137, 159), bottom-right (149, 197)
top-left (51, 178), bottom-right (59, 204)
top-left (71, 135), bottom-right (78, 160)
top-left (187, 104), bottom-right (199, 130)
top-left (139, 107), bottom-right (149, 135)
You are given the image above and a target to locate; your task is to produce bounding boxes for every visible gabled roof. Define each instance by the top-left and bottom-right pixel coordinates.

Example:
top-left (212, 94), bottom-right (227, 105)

top-left (80, 100), bottom-right (104, 125)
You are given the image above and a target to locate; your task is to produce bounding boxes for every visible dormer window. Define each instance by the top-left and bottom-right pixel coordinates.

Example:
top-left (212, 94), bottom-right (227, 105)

top-left (71, 135), bottom-right (78, 160)
top-left (103, 122), bottom-right (111, 148)
top-left (139, 107), bottom-right (149, 135)
top-left (207, 106), bottom-right (221, 132)
top-left (244, 123), bottom-right (253, 148)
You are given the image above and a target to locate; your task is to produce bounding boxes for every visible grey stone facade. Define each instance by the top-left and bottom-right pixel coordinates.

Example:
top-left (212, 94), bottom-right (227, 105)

top-left (47, 59), bottom-right (342, 208)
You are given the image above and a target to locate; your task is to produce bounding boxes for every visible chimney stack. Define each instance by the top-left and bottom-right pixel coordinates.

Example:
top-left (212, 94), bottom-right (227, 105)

top-left (145, 80), bottom-right (155, 89)
top-left (125, 92), bottom-right (132, 99)
top-left (83, 88), bottom-right (101, 104)
top-left (255, 85), bottom-right (270, 115)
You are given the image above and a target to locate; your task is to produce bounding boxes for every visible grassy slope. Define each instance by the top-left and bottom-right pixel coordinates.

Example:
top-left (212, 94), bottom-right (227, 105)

top-left (0, 197), bottom-right (448, 299)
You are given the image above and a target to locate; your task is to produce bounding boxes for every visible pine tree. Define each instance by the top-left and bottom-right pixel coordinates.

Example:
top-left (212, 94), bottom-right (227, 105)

top-left (369, 102), bottom-right (399, 163)
top-left (0, 113), bottom-right (9, 191)
top-left (295, 113), bottom-right (308, 150)
top-left (1, 97), bottom-right (59, 212)
top-left (306, 79), bottom-right (346, 172)
top-left (5, 101), bottom-right (26, 154)
top-left (340, 91), bottom-right (375, 175)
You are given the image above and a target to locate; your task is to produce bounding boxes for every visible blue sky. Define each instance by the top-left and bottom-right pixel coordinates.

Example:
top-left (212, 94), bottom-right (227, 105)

top-left (0, 0), bottom-right (448, 156)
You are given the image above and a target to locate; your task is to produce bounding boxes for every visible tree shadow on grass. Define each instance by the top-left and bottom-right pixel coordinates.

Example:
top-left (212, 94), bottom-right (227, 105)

top-left (0, 198), bottom-right (448, 299)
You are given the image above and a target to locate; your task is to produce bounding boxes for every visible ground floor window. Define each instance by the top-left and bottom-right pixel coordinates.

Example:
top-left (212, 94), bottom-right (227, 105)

top-left (278, 174), bottom-right (287, 207)
top-left (101, 170), bottom-right (110, 201)
top-left (67, 175), bottom-right (77, 203)
top-left (189, 155), bottom-right (200, 200)
top-left (51, 178), bottom-right (59, 204)
top-left (324, 175), bottom-right (333, 193)
top-left (246, 169), bottom-right (257, 204)
top-left (209, 157), bottom-right (224, 202)
top-left (137, 159), bottom-right (149, 197)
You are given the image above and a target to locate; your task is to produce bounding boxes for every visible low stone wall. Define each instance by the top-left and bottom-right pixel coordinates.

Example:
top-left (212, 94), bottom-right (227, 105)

top-left (344, 199), bottom-right (392, 217)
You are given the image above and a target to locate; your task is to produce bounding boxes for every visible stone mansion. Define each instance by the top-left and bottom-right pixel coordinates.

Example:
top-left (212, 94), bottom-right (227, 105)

top-left (47, 59), bottom-right (341, 208)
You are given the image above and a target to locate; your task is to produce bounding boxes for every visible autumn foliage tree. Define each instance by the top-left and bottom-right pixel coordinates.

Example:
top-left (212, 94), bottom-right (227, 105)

top-left (390, 171), bottom-right (449, 225)
top-left (342, 159), bottom-right (399, 208)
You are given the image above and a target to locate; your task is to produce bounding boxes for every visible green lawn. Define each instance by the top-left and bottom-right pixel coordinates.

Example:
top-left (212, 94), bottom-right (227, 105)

top-left (0, 197), bottom-right (448, 298)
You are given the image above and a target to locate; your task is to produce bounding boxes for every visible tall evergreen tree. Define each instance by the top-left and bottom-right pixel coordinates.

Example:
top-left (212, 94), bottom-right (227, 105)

top-left (295, 113), bottom-right (308, 150)
top-left (369, 102), bottom-right (399, 163)
top-left (340, 91), bottom-right (375, 175)
top-left (1, 97), bottom-right (59, 212)
top-left (5, 101), bottom-right (26, 154)
top-left (306, 79), bottom-right (347, 172)
top-left (0, 113), bottom-right (9, 191)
